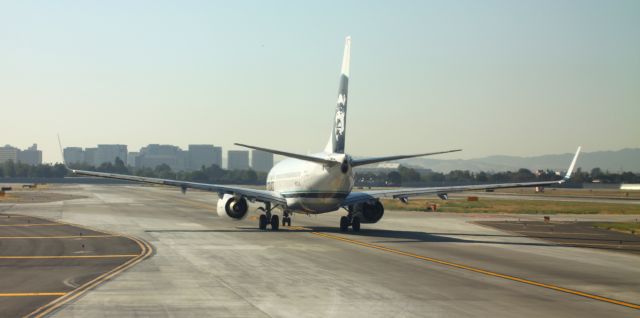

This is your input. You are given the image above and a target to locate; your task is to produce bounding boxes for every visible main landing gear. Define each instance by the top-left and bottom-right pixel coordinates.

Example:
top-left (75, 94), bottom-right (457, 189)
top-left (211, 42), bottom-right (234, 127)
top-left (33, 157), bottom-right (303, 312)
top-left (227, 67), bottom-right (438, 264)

top-left (258, 203), bottom-right (291, 231)
top-left (339, 214), bottom-right (360, 232)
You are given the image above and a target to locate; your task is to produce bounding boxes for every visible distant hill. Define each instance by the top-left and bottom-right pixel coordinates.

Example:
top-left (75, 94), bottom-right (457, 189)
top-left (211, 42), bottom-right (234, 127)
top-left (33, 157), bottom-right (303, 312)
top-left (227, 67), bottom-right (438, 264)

top-left (399, 148), bottom-right (640, 173)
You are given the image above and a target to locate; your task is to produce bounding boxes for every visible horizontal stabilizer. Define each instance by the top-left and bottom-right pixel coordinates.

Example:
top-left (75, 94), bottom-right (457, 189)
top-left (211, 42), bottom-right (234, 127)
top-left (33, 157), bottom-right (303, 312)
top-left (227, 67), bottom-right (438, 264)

top-left (351, 149), bottom-right (462, 167)
top-left (234, 143), bottom-right (339, 165)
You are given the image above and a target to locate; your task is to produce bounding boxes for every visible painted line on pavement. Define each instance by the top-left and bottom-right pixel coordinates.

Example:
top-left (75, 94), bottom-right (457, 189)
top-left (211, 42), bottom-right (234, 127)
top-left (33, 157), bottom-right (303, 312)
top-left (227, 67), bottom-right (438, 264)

top-left (0, 292), bottom-right (66, 297)
top-left (0, 223), bottom-right (64, 227)
top-left (311, 231), bottom-right (640, 310)
top-left (0, 255), bottom-right (138, 260)
top-left (18, 217), bottom-right (154, 318)
top-left (0, 235), bottom-right (116, 239)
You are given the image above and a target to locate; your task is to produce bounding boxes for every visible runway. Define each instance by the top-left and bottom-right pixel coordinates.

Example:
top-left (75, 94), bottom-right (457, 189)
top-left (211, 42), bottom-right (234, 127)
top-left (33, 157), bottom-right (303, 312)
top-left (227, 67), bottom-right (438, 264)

top-left (2, 184), bottom-right (639, 317)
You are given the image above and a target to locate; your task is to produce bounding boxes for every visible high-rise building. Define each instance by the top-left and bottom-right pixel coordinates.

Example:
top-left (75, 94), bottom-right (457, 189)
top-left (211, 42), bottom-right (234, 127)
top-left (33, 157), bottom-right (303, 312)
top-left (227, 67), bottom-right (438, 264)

top-left (251, 150), bottom-right (274, 172)
top-left (95, 144), bottom-right (127, 166)
top-left (127, 152), bottom-right (140, 167)
top-left (17, 144), bottom-right (42, 165)
top-left (0, 145), bottom-right (19, 163)
top-left (63, 147), bottom-right (84, 164)
top-left (213, 146), bottom-right (222, 168)
top-left (1, 144), bottom-right (42, 165)
top-left (84, 148), bottom-right (97, 166)
top-left (188, 144), bottom-right (216, 171)
top-left (137, 144), bottom-right (186, 171)
top-left (227, 150), bottom-right (249, 170)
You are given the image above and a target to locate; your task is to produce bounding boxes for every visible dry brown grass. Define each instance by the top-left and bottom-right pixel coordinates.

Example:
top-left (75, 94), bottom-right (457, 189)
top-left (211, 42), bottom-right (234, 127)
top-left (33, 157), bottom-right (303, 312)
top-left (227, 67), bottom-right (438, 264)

top-left (381, 198), bottom-right (640, 215)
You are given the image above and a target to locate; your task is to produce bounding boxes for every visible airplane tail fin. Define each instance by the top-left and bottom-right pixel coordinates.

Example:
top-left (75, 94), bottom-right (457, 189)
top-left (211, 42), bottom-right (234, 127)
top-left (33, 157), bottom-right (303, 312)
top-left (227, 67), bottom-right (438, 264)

top-left (324, 36), bottom-right (351, 154)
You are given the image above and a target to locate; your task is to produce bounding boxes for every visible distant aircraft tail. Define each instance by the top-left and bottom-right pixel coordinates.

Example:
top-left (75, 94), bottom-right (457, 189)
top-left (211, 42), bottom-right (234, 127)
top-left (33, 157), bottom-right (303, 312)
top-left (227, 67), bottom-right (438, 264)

top-left (324, 36), bottom-right (351, 154)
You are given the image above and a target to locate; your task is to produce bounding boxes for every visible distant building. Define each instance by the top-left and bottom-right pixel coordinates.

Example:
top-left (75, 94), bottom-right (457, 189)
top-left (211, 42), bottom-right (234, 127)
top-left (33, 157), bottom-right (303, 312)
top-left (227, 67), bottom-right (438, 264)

top-left (84, 148), bottom-right (97, 166)
top-left (213, 146), bottom-right (223, 168)
top-left (251, 150), bottom-right (273, 172)
top-left (95, 144), bottom-right (127, 166)
top-left (188, 144), bottom-right (216, 171)
top-left (0, 145), bottom-right (19, 163)
top-left (63, 147), bottom-right (85, 164)
top-left (227, 150), bottom-right (250, 170)
top-left (0, 144), bottom-right (42, 165)
top-left (137, 144), bottom-right (186, 171)
top-left (376, 163), bottom-right (401, 170)
top-left (127, 152), bottom-right (140, 167)
top-left (17, 144), bottom-right (42, 165)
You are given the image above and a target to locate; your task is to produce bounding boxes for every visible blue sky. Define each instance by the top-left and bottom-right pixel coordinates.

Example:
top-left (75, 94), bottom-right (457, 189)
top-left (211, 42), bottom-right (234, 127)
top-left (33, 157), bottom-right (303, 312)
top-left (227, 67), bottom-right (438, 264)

top-left (1, 0), bottom-right (638, 163)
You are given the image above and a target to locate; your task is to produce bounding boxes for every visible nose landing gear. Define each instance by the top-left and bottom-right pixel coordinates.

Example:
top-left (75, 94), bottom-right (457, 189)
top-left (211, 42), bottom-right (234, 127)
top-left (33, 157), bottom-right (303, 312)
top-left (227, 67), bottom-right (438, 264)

top-left (282, 210), bottom-right (292, 227)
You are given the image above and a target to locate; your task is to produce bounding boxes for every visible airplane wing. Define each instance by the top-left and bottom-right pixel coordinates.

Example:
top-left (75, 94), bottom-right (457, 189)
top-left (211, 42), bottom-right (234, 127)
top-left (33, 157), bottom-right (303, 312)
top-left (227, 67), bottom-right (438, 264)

top-left (71, 169), bottom-right (287, 205)
top-left (343, 147), bottom-right (581, 206)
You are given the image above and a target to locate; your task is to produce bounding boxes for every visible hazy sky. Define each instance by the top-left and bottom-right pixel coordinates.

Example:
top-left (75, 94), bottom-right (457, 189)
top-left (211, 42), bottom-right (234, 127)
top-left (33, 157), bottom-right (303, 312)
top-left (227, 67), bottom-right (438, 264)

top-left (2, 1), bottom-right (639, 163)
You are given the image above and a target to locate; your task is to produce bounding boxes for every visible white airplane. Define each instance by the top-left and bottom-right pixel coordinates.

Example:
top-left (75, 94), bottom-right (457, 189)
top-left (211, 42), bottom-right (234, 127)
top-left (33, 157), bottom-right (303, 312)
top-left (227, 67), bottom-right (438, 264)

top-left (70, 37), bottom-right (581, 231)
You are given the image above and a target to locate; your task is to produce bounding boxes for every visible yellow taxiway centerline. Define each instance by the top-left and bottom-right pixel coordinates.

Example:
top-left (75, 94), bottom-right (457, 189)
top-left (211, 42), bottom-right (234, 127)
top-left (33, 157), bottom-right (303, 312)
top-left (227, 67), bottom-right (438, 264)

top-left (0, 255), bottom-right (139, 259)
top-left (312, 231), bottom-right (640, 310)
top-left (0, 292), bottom-right (67, 297)
top-left (0, 223), bottom-right (65, 227)
top-left (0, 235), bottom-right (116, 239)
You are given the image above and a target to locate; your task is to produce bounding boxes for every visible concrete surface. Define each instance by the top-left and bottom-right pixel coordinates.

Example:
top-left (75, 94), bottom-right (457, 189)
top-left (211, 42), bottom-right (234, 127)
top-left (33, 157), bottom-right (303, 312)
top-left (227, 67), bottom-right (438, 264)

top-left (1, 184), bottom-right (639, 317)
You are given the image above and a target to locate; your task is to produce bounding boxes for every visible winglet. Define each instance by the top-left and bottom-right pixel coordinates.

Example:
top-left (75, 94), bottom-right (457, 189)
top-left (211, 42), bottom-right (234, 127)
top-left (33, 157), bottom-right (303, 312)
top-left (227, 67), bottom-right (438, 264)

top-left (57, 134), bottom-right (71, 171)
top-left (561, 146), bottom-right (581, 182)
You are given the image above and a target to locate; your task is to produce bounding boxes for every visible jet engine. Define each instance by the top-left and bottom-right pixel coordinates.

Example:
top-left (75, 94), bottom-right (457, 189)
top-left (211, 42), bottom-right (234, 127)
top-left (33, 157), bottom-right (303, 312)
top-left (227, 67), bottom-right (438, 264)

top-left (352, 200), bottom-right (384, 224)
top-left (217, 194), bottom-right (249, 220)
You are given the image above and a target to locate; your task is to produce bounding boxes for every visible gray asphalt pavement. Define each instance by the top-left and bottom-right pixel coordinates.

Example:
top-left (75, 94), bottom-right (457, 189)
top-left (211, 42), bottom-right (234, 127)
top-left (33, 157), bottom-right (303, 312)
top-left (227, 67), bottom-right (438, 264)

top-left (2, 184), bottom-right (639, 317)
top-left (0, 213), bottom-right (145, 318)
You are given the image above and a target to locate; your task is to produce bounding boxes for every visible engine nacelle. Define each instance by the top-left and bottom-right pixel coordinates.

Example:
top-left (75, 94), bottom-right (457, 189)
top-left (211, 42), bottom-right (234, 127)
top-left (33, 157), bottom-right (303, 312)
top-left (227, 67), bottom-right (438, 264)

top-left (353, 200), bottom-right (384, 224)
top-left (216, 194), bottom-right (249, 220)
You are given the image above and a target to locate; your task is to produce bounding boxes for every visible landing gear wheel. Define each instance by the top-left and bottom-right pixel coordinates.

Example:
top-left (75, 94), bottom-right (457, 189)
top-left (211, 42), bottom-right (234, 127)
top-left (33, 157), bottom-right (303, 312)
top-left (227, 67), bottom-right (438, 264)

top-left (259, 214), bottom-right (268, 230)
top-left (286, 217), bottom-right (292, 227)
top-left (352, 217), bottom-right (361, 232)
top-left (282, 216), bottom-right (291, 227)
top-left (340, 216), bottom-right (349, 232)
top-left (271, 215), bottom-right (280, 231)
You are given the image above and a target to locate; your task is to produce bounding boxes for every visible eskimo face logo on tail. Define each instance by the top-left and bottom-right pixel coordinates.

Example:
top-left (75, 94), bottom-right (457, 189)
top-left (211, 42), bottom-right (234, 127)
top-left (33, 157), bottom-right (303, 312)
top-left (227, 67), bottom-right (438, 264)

top-left (334, 93), bottom-right (346, 151)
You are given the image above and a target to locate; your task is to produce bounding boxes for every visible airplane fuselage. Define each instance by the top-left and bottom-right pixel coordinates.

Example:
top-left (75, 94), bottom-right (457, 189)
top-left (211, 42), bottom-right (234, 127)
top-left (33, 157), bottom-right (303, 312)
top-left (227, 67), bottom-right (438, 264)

top-left (266, 153), bottom-right (354, 213)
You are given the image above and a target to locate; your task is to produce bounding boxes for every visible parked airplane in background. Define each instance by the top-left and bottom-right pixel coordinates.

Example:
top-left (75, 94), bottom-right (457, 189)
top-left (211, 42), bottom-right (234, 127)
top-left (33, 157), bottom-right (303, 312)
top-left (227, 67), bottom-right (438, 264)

top-left (69, 37), bottom-right (581, 231)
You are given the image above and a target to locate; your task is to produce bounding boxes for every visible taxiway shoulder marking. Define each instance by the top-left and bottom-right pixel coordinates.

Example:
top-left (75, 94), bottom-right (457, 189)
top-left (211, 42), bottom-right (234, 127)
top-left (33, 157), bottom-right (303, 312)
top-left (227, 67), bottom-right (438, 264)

top-left (0, 292), bottom-right (66, 297)
top-left (26, 228), bottom-right (153, 318)
top-left (312, 231), bottom-right (640, 310)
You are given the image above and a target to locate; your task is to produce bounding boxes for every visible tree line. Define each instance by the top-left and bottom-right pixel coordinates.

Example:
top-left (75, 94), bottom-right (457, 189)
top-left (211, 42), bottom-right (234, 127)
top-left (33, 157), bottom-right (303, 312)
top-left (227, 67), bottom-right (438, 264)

top-left (2, 159), bottom-right (639, 185)
top-left (355, 166), bottom-right (640, 186)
